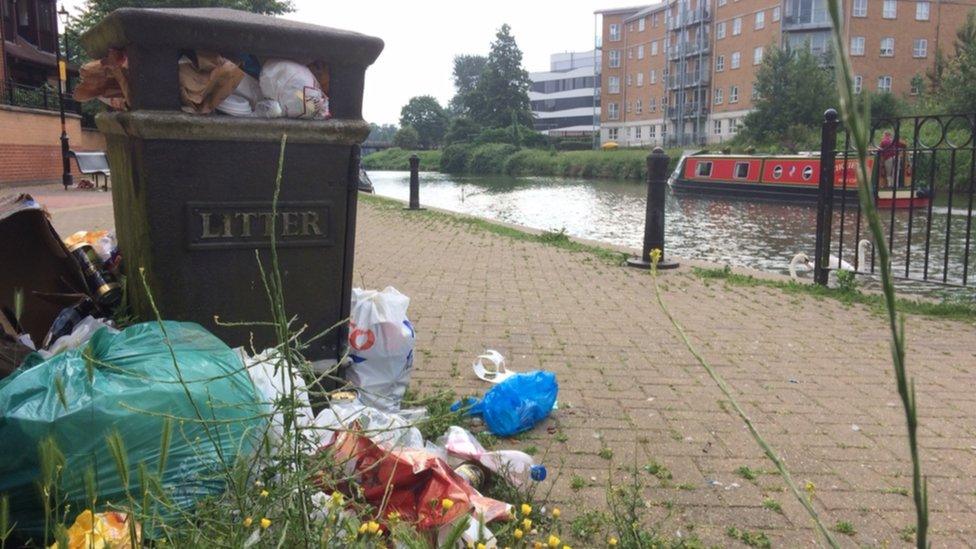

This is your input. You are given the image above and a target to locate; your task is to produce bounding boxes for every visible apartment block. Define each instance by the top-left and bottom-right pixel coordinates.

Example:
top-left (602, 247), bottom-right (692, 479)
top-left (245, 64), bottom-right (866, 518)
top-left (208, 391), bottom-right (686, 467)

top-left (529, 50), bottom-right (601, 137)
top-left (597, 0), bottom-right (976, 147)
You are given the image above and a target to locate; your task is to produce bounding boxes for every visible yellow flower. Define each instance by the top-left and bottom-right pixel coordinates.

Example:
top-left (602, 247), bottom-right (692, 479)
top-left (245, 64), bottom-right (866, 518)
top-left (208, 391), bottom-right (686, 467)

top-left (514, 528), bottom-right (524, 540)
top-left (562, 546), bottom-right (572, 549)
top-left (242, 516), bottom-right (253, 527)
top-left (805, 480), bottom-right (816, 495)
top-left (552, 508), bottom-right (561, 519)
top-left (367, 521), bottom-right (380, 535)
top-left (259, 518), bottom-right (271, 529)
top-left (388, 511), bottom-right (400, 521)
top-left (548, 534), bottom-right (561, 548)
top-left (259, 490), bottom-right (269, 498)
top-left (477, 544), bottom-right (486, 549)
top-left (442, 498), bottom-right (455, 510)
top-left (533, 542), bottom-right (543, 549)
top-left (522, 518), bottom-right (532, 531)
top-left (521, 503), bottom-right (532, 516)
top-left (608, 537), bottom-right (619, 546)
top-left (650, 248), bottom-right (663, 265)
top-left (358, 522), bottom-right (369, 535)
top-left (330, 492), bottom-right (344, 506)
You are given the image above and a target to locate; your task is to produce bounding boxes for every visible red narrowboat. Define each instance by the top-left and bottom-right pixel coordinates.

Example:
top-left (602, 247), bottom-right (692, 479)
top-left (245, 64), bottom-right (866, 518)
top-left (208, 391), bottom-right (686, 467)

top-left (669, 153), bottom-right (931, 209)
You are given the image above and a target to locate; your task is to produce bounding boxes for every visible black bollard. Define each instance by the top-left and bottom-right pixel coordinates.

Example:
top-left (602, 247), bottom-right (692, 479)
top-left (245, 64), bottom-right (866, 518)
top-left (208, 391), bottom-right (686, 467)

top-left (628, 147), bottom-right (679, 270)
top-left (405, 154), bottom-right (425, 211)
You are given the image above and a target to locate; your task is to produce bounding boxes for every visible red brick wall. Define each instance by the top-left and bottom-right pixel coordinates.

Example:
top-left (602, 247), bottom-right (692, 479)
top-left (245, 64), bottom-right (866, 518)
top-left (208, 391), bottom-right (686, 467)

top-left (0, 105), bottom-right (107, 187)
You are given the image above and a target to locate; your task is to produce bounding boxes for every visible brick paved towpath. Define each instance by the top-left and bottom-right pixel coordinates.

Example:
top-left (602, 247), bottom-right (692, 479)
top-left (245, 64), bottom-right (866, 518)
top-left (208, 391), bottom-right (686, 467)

top-left (31, 185), bottom-right (976, 547)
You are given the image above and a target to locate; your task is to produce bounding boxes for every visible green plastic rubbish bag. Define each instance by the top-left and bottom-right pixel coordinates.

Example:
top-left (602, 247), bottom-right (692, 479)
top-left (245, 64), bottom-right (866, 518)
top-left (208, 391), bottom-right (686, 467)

top-left (0, 321), bottom-right (264, 536)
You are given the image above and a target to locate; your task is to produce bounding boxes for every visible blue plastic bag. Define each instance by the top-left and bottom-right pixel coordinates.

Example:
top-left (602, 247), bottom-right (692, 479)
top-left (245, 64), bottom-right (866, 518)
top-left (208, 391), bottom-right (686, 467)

top-left (457, 371), bottom-right (558, 436)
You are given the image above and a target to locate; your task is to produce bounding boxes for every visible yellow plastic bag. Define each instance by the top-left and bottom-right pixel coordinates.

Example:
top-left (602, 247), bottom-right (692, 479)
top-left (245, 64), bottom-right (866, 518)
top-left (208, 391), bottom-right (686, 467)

top-left (50, 510), bottom-right (140, 549)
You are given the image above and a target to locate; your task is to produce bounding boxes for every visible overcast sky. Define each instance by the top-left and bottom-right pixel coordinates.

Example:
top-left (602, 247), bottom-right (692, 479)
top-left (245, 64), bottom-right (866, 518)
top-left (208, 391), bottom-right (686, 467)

top-left (61, 0), bottom-right (634, 125)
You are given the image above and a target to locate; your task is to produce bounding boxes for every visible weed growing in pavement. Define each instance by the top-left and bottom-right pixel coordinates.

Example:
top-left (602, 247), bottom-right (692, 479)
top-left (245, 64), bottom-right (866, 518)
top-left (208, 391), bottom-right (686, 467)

top-left (835, 269), bottom-right (858, 294)
top-left (833, 521), bottom-right (856, 536)
top-left (761, 498), bottom-right (782, 514)
top-left (736, 466), bottom-right (759, 481)
top-left (725, 526), bottom-right (772, 548)
top-left (570, 476), bottom-right (586, 491)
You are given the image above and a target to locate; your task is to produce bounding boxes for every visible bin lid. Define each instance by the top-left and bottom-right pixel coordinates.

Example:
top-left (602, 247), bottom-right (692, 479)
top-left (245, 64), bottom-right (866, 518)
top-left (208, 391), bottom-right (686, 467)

top-left (81, 8), bottom-right (383, 68)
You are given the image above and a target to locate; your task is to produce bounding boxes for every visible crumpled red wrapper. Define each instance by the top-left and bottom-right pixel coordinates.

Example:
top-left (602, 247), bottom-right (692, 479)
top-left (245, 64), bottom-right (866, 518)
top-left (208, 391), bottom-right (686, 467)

top-left (324, 432), bottom-right (511, 529)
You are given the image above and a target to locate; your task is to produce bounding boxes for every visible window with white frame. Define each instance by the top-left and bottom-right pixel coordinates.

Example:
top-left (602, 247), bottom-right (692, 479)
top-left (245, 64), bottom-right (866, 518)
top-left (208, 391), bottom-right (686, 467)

top-left (717, 21), bottom-right (726, 39)
top-left (883, 0), bottom-right (896, 18)
top-left (609, 50), bottom-right (621, 67)
top-left (731, 51), bottom-right (741, 69)
top-left (851, 36), bottom-right (865, 56)
top-left (773, 6), bottom-right (780, 21)
top-left (638, 45), bottom-right (645, 59)
top-left (854, 75), bottom-right (863, 94)
top-left (636, 99), bottom-right (643, 113)
top-left (609, 24), bottom-right (621, 41)
top-left (853, 0), bottom-right (867, 17)
top-left (714, 87), bottom-right (724, 104)
top-left (626, 101), bottom-right (632, 113)
top-left (753, 46), bottom-right (763, 65)
top-left (608, 127), bottom-right (618, 140)
top-left (880, 37), bottom-right (894, 57)
top-left (878, 75), bottom-right (892, 92)
top-left (639, 17), bottom-right (646, 31)
top-left (652, 13), bottom-right (659, 27)
top-left (730, 118), bottom-right (739, 133)
top-left (916, 1), bottom-right (930, 20)
top-left (608, 76), bottom-right (620, 93)
top-left (911, 78), bottom-right (922, 95)
top-left (716, 55), bottom-right (725, 71)
top-left (637, 72), bottom-right (644, 86)
top-left (733, 17), bottom-right (742, 35)
top-left (626, 74), bottom-right (632, 86)
top-left (913, 38), bottom-right (928, 58)
top-left (730, 85), bottom-right (739, 103)
top-left (651, 41), bottom-right (659, 55)
top-left (635, 125), bottom-right (642, 140)
top-left (650, 69), bottom-right (657, 84)
top-left (608, 103), bottom-right (619, 120)
top-left (755, 11), bottom-right (765, 29)
top-left (713, 119), bottom-right (723, 135)
top-left (649, 124), bottom-right (656, 138)
top-left (649, 97), bottom-right (656, 111)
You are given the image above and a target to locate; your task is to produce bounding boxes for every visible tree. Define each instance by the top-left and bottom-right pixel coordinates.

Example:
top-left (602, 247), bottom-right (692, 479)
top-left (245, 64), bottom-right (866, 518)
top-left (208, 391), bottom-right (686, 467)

top-left (466, 24), bottom-right (533, 128)
top-left (449, 55), bottom-right (487, 115)
top-left (399, 96), bottom-right (449, 149)
top-left (393, 126), bottom-right (420, 149)
top-left (367, 123), bottom-right (398, 143)
top-left (936, 10), bottom-right (976, 114)
top-left (443, 117), bottom-right (482, 144)
top-left (738, 45), bottom-right (837, 148)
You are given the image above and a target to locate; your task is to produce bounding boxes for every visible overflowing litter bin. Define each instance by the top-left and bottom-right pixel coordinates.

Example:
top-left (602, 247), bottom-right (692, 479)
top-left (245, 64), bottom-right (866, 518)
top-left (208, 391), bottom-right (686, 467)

top-left (79, 8), bottom-right (383, 370)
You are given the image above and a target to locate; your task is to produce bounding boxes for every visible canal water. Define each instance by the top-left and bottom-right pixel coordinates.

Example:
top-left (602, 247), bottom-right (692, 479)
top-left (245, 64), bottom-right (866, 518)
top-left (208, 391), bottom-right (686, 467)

top-left (369, 170), bottom-right (975, 297)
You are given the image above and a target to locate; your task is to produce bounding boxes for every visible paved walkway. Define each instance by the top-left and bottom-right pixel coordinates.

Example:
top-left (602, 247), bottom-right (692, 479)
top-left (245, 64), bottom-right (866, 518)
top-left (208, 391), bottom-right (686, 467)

top-left (26, 185), bottom-right (976, 547)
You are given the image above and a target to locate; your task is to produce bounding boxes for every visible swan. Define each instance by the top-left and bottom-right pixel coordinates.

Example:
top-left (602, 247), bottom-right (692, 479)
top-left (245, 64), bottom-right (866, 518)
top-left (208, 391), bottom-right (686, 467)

top-left (789, 240), bottom-right (872, 280)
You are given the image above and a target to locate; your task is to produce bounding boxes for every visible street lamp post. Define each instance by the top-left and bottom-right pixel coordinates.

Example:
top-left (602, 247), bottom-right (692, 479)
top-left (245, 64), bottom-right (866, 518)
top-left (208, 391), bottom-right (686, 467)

top-left (56, 4), bottom-right (72, 190)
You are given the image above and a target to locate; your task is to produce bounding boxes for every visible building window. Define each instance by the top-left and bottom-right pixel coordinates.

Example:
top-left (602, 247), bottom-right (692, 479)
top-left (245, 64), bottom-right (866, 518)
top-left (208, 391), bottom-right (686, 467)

top-left (639, 16), bottom-right (646, 31)
top-left (608, 103), bottom-right (620, 120)
top-left (717, 21), bottom-right (726, 39)
top-left (718, 0), bottom-right (727, 5)
top-left (916, 1), bottom-right (930, 20)
top-left (636, 99), bottom-right (643, 113)
top-left (627, 74), bottom-right (633, 86)
top-left (714, 87), bottom-right (724, 104)
top-left (880, 37), bottom-right (894, 57)
top-left (773, 6), bottom-right (780, 21)
top-left (883, 0), bottom-right (897, 19)
top-left (638, 45), bottom-right (645, 59)
top-left (637, 72), bottom-right (644, 86)
top-left (878, 75), bottom-right (892, 92)
top-left (713, 120), bottom-right (723, 134)
top-left (609, 24), bottom-right (621, 41)
top-left (635, 125), bottom-right (642, 139)
top-left (910, 78), bottom-right (922, 95)
top-left (626, 101), bottom-right (632, 113)
top-left (853, 0), bottom-right (867, 17)
top-left (610, 50), bottom-right (622, 68)
top-left (755, 11), bottom-right (765, 30)
top-left (696, 161), bottom-right (713, 177)
top-left (716, 55), bottom-right (725, 71)
top-left (608, 127), bottom-right (618, 140)
top-left (649, 69), bottom-right (657, 84)
top-left (608, 76), bottom-right (621, 93)
top-left (913, 38), bottom-right (928, 58)
top-left (729, 86), bottom-right (739, 103)
top-left (753, 46), bottom-right (763, 65)
top-left (854, 75), bottom-right (863, 94)
top-left (731, 51), bottom-right (741, 69)
top-left (651, 41), bottom-right (659, 55)
top-left (649, 97), bottom-right (656, 111)
top-left (733, 17), bottom-right (742, 35)
top-left (649, 124), bottom-right (656, 138)
top-left (652, 13), bottom-right (659, 27)
top-left (851, 36), bottom-right (865, 56)
top-left (730, 119), bottom-right (739, 134)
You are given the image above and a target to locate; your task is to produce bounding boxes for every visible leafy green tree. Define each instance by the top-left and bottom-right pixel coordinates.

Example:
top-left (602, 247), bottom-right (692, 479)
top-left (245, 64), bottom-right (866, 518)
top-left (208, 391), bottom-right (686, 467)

top-left (738, 44), bottom-right (836, 148)
top-left (399, 96), bottom-right (449, 149)
top-left (393, 126), bottom-right (420, 150)
top-left (444, 117), bottom-right (482, 144)
top-left (859, 91), bottom-right (904, 121)
top-left (449, 55), bottom-right (487, 115)
top-left (936, 10), bottom-right (976, 114)
top-left (467, 24), bottom-right (533, 128)
top-left (367, 123), bottom-right (398, 143)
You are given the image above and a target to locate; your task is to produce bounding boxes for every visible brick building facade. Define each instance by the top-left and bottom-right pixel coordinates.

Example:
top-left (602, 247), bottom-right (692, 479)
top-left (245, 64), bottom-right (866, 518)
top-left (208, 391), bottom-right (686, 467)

top-left (597, 0), bottom-right (976, 147)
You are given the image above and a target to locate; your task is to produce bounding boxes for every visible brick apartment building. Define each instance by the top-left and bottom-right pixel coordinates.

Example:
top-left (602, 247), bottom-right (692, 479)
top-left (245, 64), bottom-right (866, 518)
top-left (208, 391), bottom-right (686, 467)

top-left (597, 0), bottom-right (976, 147)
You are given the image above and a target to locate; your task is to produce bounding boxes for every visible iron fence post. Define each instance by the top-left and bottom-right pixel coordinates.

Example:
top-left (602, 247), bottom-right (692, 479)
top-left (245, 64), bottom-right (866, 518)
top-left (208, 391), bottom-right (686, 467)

top-left (628, 147), bottom-right (679, 269)
top-left (814, 108), bottom-right (839, 285)
top-left (405, 154), bottom-right (425, 211)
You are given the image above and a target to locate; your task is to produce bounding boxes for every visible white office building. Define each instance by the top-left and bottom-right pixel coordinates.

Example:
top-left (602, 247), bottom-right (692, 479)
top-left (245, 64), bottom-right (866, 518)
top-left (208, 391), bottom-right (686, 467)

top-left (529, 50), bottom-right (601, 137)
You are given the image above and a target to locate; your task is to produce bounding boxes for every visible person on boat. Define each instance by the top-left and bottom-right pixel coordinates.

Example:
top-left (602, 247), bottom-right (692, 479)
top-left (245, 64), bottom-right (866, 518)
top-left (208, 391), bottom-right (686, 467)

top-left (880, 131), bottom-right (897, 187)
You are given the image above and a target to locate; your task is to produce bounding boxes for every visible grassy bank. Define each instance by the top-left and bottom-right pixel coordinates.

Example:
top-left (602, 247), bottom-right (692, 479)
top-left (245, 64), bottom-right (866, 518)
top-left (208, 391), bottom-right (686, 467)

top-left (362, 145), bottom-right (683, 181)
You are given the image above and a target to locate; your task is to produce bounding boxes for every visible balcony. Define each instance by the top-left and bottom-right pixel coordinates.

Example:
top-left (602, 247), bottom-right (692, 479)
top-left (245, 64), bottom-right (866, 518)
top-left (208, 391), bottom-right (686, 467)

top-left (666, 102), bottom-right (709, 120)
top-left (782, 9), bottom-right (831, 30)
top-left (666, 8), bottom-right (711, 30)
top-left (666, 38), bottom-right (711, 60)
top-left (667, 69), bottom-right (710, 89)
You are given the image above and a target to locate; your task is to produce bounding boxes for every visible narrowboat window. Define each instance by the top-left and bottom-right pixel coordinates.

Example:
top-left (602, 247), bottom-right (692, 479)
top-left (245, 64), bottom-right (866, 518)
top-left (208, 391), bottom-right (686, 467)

top-left (734, 162), bottom-right (749, 178)
top-left (802, 166), bottom-right (814, 180)
top-left (696, 161), bottom-right (713, 177)
top-left (772, 165), bottom-right (783, 179)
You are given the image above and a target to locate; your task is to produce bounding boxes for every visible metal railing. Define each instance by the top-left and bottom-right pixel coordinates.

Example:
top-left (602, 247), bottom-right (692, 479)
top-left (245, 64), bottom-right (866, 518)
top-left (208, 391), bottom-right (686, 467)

top-left (667, 69), bottom-right (710, 89)
top-left (666, 102), bottom-right (709, 119)
top-left (815, 111), bottom-right (976, 287)
top-left (2, 80), bottom-right (81, 114)
top-left (666, 9), bottom-right (711, 29)
top-left (666, 38), bottom-right (711, 60)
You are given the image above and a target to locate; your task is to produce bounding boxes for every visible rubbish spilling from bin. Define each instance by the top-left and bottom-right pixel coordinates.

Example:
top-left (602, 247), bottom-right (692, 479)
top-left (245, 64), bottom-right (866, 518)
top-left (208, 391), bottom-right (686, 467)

top-left (455, 371), bottom-right (559, 437)
top-left (473, 349), bottom-right (516, 384)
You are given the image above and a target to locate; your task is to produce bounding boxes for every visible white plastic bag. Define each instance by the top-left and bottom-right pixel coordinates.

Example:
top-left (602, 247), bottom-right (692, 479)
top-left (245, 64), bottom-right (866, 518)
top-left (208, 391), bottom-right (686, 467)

top-left (36, 316), bottom-right (118, 359)
top-left (345, 287), bottom-right (415, 412)
top-left (258, 59), bottom-right (329, 119)
top-left (243, 349), bottom-right (316, 449)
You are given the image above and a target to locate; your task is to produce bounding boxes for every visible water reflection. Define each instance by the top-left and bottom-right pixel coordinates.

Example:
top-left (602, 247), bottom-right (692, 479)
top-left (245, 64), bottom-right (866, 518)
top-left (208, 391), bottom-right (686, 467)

top-left (369, 170), bottom-right (975, 296)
